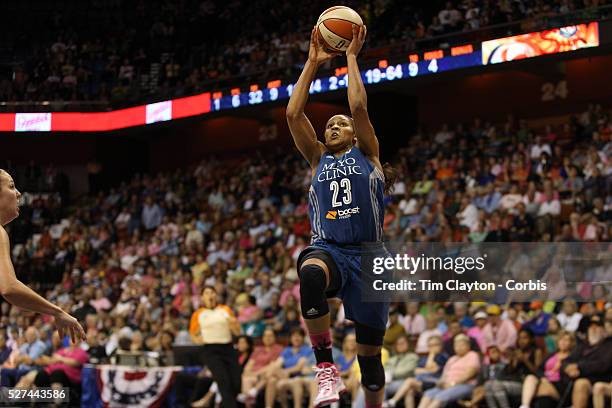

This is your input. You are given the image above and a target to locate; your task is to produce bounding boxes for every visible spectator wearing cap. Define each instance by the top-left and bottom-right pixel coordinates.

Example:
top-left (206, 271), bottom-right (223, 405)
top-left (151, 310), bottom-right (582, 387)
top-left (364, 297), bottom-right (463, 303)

top-left (467, 311), bottom-right (488, 353)
top-left (523, 301), bottom-right (551, 341)
top-left (563, 315), bottom-right (612, 408)
top-left (482, 305), bottom-right (517, 353)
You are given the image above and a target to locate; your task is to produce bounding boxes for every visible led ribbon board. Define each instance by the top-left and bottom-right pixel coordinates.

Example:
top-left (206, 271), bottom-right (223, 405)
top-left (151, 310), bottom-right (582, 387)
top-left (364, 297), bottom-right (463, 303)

top-left (0, 22), bottom-right (600, 132)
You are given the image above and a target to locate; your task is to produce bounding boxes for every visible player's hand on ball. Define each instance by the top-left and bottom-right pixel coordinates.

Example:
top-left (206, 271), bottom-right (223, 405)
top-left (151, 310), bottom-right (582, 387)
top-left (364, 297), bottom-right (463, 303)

top-left (346, 24), bottom-right (366, 57)
top-left (309, 27), bottom-right (340, 65)
top-left (55, 311), bottom-right (86, 344)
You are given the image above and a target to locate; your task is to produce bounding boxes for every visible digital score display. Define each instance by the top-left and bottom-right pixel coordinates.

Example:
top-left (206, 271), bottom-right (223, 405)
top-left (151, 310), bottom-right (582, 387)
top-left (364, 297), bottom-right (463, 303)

top-left (0, 21), bottom-right (599, 132)
top-left (210, 51), bottom-right (483, 111)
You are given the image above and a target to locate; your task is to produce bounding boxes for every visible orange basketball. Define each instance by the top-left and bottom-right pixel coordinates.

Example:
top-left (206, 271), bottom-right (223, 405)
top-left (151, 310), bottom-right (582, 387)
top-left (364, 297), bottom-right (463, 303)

top-left (316, 6), bottom-right (363, 52)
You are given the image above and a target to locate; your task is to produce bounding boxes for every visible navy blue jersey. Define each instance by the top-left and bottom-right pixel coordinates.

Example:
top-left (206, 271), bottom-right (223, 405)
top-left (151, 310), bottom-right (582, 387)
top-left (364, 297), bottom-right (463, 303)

top-left (308, 147), bottom-right (385, 244)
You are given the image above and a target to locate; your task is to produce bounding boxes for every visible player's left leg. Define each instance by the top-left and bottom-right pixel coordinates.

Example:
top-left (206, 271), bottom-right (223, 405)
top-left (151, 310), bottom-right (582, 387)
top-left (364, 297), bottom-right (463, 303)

top-left (355, 321), bottom-right (387, 408)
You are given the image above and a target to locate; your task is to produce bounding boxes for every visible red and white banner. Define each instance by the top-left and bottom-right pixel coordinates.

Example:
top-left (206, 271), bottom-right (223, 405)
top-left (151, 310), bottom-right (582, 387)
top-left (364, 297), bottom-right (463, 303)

top-left (0, 93), bottom-right (210, 132)
top-left (146, 101), bottom-right (172, 124)
top-left (15, 113), bottom-right (52, 131)
top-left (96, 365), bottom-right (181, 408)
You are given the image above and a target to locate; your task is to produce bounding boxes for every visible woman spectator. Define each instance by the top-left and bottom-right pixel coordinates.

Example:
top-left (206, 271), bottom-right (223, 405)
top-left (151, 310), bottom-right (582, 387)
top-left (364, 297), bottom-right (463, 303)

top-left (277, 307), bottom-right (302, 336)
top-left (236, 293), bottom-right (264, 338)
top-left (520, 331), bottom-right (575, 407)
top-left (417, 334), bottom-right (481, 408)
top-left (384, 335), bottom-right (419, 397)
top-left (485, 328), bottom-right (543, 408)
top-left (28, 334), bottom-right (88, 393)
top-left (239, 327), bottom-right (283, 406)
top-left (384, 335), bottom-right (448, 408)
top-left (264, 328), bottom-right (311, 408)
top-left (236, 335), bottom-right (254, 370)
top-left (189, 286), bottom-right (241, 408)
top-left (363, 334), bottom-right (417, 408)
top-left (415, 315), bottom-right (443, 354)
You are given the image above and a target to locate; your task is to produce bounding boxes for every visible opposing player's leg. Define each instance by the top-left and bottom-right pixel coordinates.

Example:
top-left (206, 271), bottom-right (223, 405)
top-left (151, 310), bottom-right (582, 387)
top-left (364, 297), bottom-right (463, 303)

top-left (298, 249), bottom-right (343, 407)
top-left (356, 321), bottom-right (387, 408)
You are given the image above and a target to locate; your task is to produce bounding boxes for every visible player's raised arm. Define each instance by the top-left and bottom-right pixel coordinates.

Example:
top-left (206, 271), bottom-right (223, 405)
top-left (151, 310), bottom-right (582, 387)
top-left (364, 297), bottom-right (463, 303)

top-left (286, 27), bottom-right (338, 166)
top-left (346, 25), bottom-right (380, 162)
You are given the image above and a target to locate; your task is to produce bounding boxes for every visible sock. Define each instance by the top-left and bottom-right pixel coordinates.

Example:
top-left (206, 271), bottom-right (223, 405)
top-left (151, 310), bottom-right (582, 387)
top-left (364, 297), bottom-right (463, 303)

top-left (310, 329), bottom-right (333, 364)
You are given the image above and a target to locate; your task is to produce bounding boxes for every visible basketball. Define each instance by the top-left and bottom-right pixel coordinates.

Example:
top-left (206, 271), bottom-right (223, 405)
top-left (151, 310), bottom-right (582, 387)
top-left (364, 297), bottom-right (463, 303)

top-left (316, 6), bottom-right (363, 52)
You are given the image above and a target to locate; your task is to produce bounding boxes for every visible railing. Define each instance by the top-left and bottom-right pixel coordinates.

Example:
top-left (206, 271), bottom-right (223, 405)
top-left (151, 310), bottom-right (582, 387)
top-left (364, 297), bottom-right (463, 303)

top-left (1, 5), bottom-right (610, 113)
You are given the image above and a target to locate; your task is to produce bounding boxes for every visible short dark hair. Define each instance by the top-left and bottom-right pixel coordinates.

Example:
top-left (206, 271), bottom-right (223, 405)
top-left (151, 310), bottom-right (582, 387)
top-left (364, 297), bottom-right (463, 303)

top-left (203, 285), bottom-right (216, 293)
top-left (290, 327), bottom-right (305, 338)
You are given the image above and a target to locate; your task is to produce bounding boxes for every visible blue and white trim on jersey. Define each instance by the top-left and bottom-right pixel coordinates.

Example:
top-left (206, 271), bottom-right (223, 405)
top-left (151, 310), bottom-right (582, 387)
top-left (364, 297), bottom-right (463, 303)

top-left (309, 185), bottom-right (325, 242)
top-left (369, 166), bottom-right (385, 241)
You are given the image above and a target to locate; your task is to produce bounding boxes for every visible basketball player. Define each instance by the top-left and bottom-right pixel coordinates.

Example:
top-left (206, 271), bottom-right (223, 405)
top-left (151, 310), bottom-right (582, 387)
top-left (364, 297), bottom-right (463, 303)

top-left (0, 169), bottom-right (85, 343)
top-left (286, 25), bottom-right (395, 408)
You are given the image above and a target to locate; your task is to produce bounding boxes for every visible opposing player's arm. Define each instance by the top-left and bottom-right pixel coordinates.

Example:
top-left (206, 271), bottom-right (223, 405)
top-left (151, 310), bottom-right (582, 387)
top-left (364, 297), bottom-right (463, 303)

top-left (0, 226), bottom-right (62, 316)
top-left (346, 25), bottom-right (381, 164)
top-left (287, 27), bottom-right (337, 166)
top-left (0, 226), bottom-right (85, 343)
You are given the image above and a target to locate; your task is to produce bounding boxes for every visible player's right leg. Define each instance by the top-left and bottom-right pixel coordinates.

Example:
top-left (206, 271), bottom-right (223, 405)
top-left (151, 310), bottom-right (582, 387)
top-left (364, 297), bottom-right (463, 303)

top-left (298, 250), bottom-right (343, 407)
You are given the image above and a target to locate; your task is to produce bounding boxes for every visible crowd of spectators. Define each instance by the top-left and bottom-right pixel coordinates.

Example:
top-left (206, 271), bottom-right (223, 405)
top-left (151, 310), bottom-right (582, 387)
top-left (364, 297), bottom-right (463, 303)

top-left (0, 0), bottom-right (607, 108)
top-left (0, 102), bottom-right (610, 406)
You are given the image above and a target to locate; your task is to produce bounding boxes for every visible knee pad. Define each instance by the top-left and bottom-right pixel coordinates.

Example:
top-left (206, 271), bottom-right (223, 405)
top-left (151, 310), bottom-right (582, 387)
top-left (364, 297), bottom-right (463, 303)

top-left (355, 321), bottom-right (385, 346)
top-left (357, 354), bottom-right (385, 392)
top-left (299, 264), bottom-right (329, 319)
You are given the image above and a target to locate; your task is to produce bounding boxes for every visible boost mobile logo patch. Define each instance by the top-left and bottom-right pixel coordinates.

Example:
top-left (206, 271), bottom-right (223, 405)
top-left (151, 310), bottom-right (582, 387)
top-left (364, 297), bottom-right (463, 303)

top-left (326, 207), bottom-right (360, 220)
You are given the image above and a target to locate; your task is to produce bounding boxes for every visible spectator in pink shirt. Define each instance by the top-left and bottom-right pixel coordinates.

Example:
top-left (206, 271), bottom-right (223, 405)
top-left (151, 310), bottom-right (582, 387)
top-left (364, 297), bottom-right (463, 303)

top-left (482, 305), bottom-right (517, 353)
top-left (34, 342), bottom-right (89, 389)
top-left (417, 334), bottom-right (480, 408)
top-left (90, 288), bottom-right (111, 313)
top-left (467, 311), bottom-right (488, 352)
top-left (279, 281), bottom-right (300, 307)
top-left (402, 302), bottom-right (426, 337)
top-left (415, 315), bottom-right (443, 354)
